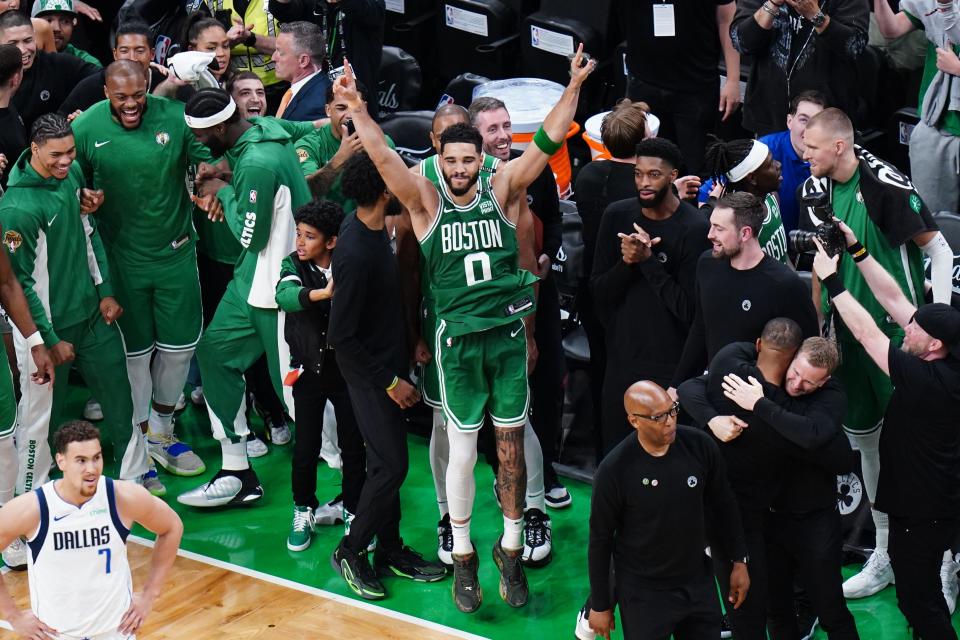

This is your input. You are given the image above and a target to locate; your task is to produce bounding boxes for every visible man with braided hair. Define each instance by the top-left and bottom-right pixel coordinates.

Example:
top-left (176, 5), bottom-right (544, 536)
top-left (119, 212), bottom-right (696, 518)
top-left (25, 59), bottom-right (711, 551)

top-left (336, 47), bottom-right (595, 612)
top-left (1, 113), bottom-right (144, 527)
top-left (701, 137), bottom-right (789, 265)
top-left (178, 87), bottom-right (310, 507)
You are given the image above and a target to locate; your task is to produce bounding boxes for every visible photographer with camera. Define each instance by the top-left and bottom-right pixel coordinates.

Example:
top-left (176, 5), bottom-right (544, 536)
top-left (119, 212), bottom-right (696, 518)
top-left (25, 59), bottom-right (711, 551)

top-left (798, 107), bottom-right (951, 600)
top-left (812, 223), bottom-right (960, 638)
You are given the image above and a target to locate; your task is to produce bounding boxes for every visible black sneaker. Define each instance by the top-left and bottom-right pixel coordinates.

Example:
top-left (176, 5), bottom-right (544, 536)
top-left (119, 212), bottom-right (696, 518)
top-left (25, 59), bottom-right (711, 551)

top-left (521, 508), bottom-right (552, 568)
top-left (544, 474), bottom-right (572, 509)
top-left (492, 537), bottom-right (529, 607)
top-left (452, 550), bottom-right (482, 613)
top-left (720, 613), bottom-right (732, 639)
top-left (330, 537), bottom-right (386, 600)
top-left (374, 544), bottom-right (447, 582)
top-left (437, 514), bottom-right (453, 566)
top-left (796, 595), bottom-right (819, 640)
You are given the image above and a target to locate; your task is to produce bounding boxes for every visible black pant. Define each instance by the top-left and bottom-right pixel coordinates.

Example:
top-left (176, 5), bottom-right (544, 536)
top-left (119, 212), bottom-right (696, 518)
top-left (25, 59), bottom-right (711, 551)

top-left (577, 288), bottom-right (606, 462)
top-left (291, 370), bottom-right (365, 514)
top-left (712, 508), bottom-right (768, 640)
top-left (618, 568), bottom-right (720, 640)
top-left (342, 378), bottom-right (408, 555)
top-left (627, 77), bottom-right (719, 175)
top-left (889, 515), bottom-right (959, 640)
top-left (530, 276), bottom-right (564, 475)
top-left (765, 508), bottom-right (859, 640)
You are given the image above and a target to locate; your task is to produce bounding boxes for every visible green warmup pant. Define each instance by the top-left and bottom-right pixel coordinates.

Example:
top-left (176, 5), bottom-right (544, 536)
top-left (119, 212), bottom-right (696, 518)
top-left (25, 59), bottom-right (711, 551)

top-left (836, 330), bottom-right (902, 434)
top-left (15, 311), bottom-right (148, 493)
top-left (197, 281), bottom-right (294, 444)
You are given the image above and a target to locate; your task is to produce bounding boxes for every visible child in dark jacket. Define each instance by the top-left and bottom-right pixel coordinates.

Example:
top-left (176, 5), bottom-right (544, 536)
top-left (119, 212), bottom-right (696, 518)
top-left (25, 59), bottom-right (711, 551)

top-left (276, 200), bottom-right (365, 552)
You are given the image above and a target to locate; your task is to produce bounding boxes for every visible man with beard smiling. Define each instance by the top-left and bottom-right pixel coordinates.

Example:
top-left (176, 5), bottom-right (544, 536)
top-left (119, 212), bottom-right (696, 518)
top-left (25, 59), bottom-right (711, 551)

top-left (73, 60), bottom-right (214, 497)
top-left (178, 87), bottom-right (311, 508)
top-left (591, 138), bottom-right (711, 456)
top-left (669, 192), bottom-right (818, 393)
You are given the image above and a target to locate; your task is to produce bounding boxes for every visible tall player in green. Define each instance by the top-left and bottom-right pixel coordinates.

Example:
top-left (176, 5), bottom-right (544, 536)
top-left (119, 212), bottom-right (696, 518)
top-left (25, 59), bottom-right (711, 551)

top-left (337, 49), bottom-right (595, 612)
top-left (178, 88), bottom-right (312, 508)
top-left (72, 61), bottom-right (213, 491)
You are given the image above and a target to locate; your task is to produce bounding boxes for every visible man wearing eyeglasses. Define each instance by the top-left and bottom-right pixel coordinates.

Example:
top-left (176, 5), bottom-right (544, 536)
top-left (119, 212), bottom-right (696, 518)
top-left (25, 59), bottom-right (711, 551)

top-left (679, 321), bottom-right (858, 639)
top-left (586, 380), bottom-right (750, 640)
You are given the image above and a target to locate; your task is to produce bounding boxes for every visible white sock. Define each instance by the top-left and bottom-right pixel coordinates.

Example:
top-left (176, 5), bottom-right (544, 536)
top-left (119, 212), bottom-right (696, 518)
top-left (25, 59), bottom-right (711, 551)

top-left (873, 510), bottom-right (889, 552)
top-left (523, 418), bottom-right (545, 512)
top-left (502, 515), bottom-right (523, 551)
top-left (147, 408), bottom-right (174, 438)
top-left (221, 441), bottom-right (249, 471)
top-left (452, 518), bottom-right (473, 555)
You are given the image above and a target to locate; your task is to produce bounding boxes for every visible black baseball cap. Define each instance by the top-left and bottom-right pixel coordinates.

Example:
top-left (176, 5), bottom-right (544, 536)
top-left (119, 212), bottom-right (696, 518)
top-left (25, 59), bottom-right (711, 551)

top-left (913, 303), bottom-right (960, 358)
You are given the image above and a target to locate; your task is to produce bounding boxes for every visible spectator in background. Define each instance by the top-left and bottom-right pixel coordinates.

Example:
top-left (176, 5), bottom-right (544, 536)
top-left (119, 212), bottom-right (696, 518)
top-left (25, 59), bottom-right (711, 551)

top-left (31, 0), bottom-right (100, 67)
top-left (270, 0), bottom-right (384, 118)
top-left (699, 90), bottom-right (826, 233)
top-left (273, 21), bottom-right (328, 120)
top-left (873, 0), bottom-right (960, 214)
top-left (0, 43), bottom-right (24, 190)
top-left (295, 80), bottom-right (394, 211)
top-left (59, 19), bottom-right (190, 115)
top-left (194, 0), bottom-right (286, 112)
top-left (731, 0), bottom-right (868, 136)
top-left (617, 0), bottom-right (742, 174)
top-left (591, 139), bottom-right (711, 456)
top-left (185, 15), bottom-right (232, 87)
top-left (0, 10), bottom-right (97, 130)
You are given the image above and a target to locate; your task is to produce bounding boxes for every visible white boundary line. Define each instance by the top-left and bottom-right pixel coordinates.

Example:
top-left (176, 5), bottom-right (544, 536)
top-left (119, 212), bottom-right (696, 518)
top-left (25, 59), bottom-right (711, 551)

top-left (128, 535), bottom-right (490, 640)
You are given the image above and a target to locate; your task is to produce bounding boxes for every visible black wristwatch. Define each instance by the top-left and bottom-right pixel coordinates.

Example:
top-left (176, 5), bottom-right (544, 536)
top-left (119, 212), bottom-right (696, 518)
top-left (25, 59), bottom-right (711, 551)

top-left (809, 10), bottom-right (827, 27)
top-left (734, 556), bottom-right (750, 565)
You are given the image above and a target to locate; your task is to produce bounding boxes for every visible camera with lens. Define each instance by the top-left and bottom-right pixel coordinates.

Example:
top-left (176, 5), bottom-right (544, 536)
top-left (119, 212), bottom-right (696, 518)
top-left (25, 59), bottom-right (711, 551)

top-left (787, 192), bottom-right (847, 258)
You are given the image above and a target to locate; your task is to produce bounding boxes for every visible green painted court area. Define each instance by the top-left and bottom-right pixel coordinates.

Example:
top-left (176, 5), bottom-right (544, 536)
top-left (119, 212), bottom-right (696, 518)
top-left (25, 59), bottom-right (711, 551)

top-left (22, 388), bottom-right (960, 638)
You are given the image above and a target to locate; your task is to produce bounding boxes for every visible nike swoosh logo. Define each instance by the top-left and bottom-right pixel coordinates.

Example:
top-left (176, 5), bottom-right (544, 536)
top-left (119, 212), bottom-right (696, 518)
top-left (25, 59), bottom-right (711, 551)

top-left (94, 140), bottom-right (110, 148)
top-left (53, 513), bottom-right (70, 521)
top-left (49, 214), bottom-right (57, 225)
top-left (510, 326), bottom-right (524, 338)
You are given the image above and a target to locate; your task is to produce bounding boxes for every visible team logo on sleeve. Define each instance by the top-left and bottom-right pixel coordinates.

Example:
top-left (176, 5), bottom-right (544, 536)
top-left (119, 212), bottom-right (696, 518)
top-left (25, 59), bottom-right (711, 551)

top-left (687, 476), bottom-right (698, 488)
top-left (296, 148), bottom-right (309, 163)
top-left (155, 132), bottom-right (170, 146)
top-left (249, 190), bottom-right (257, 203)
top-left (3, 231), bottom-right (22, 253)
top-left (909, 193), bottom-right (922, 213)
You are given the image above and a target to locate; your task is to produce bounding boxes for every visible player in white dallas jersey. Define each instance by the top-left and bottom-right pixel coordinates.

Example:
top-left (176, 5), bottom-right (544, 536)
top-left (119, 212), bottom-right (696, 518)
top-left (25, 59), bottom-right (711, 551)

top-left (0, 421), bottom-right (182, 640)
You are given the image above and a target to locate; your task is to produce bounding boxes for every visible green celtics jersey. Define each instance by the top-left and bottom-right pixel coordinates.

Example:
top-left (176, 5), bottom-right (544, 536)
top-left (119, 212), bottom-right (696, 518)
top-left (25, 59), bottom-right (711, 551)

top-left (216, 117), bottom-right (312, 309)
top-left (825, 169), bottom-right (926, 334)
top-left (417, 154), bottom-right (537, 337)
top-left (0, 150), bottom-right (111, 346)
top-left (72, 95), bottom-right (213, 263)
top-left (758, 193), bottom-right (788, 264)
top-left (295, 124), bottom-right (395, 214)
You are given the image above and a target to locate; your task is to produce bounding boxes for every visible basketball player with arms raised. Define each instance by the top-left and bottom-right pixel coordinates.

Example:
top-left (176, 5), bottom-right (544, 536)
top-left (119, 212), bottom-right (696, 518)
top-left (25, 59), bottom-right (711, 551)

top-left (0, 421), bottom-right (183, 639)
top-left (336, 47), bottom-right (595, 612)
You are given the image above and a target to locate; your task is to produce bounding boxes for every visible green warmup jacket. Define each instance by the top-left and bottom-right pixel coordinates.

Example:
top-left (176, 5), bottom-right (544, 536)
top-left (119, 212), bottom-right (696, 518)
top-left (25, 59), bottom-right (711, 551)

top-left (0, 151), bottom-right (111, 347)
top-left (216, 117), bottom-right (312, 309)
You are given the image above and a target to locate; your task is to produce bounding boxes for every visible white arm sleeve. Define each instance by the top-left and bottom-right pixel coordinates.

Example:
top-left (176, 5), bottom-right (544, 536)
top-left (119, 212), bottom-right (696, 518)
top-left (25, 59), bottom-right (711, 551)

top-left (921, 231), bottom-right (955, 304)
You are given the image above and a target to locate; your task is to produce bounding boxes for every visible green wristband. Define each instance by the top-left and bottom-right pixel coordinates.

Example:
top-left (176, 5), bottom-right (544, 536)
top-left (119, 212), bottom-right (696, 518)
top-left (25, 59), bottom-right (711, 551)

top-left (533, 126), bottom-right (562, 156)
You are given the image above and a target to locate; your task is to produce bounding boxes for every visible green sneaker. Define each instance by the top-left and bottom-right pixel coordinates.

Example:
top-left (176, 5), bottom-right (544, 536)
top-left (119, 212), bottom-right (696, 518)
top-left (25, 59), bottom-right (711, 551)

top-left (287, 505), bottom-right (315, 552)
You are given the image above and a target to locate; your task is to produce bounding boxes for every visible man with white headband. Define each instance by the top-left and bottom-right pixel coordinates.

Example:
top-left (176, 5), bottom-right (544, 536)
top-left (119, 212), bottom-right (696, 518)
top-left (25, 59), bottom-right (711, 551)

top-left (702, 138), bottom-right (788, 264)
top-left (177, 88), bottom-right (311, 508)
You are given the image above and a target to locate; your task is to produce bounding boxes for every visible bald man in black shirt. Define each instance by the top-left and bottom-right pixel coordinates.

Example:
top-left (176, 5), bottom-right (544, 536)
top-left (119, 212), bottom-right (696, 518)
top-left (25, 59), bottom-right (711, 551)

top-left (588, 380), bottom-right (749, 639)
